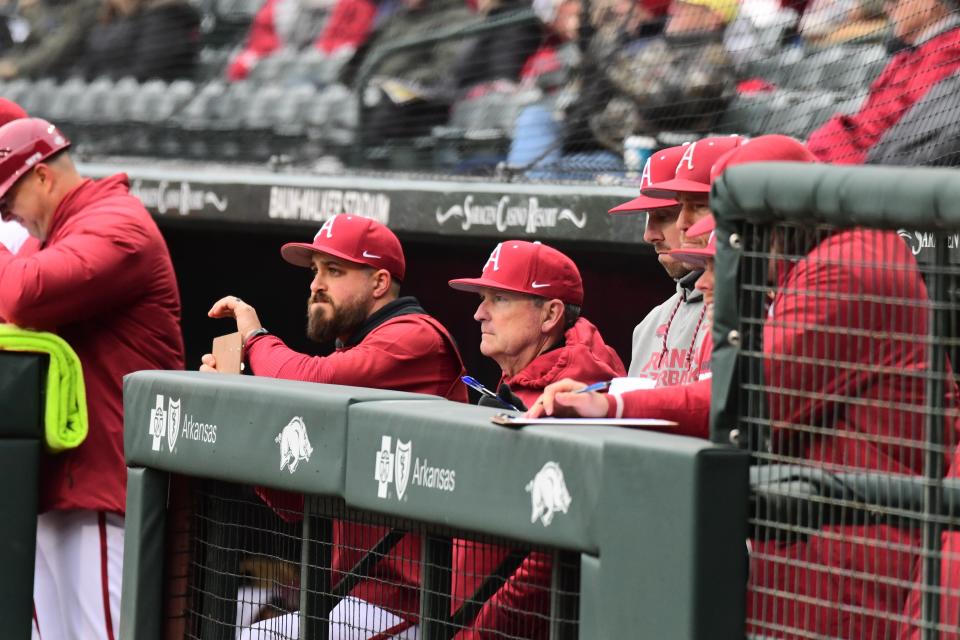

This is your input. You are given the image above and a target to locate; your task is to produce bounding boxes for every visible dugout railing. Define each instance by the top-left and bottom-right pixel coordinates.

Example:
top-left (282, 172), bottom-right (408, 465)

top-left (709, 163), bottom-right (960, 639)
top-left (120, 370), bottom-right (748, 639)
top-left (0, 352), bottom-right (46, 640)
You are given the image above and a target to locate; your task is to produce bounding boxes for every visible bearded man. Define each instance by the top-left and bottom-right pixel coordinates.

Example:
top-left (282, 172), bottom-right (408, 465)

top-left (202, 213), bottom-right (466, 639)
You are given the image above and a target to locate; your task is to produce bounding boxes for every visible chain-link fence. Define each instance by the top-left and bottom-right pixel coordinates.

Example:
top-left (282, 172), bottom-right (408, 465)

top-left (710, 163), bottom-right (960, 640)
top-left (166, 479), bottom-right (579, 639)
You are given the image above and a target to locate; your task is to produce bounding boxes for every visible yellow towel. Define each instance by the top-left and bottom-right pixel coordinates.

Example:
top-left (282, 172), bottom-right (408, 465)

top-left (0, 324), bottom-right (88, 452)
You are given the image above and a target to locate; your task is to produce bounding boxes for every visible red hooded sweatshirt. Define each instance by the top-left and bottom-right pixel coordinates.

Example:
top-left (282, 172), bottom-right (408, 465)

top-left (0, 174), bottom-right (185, 513)
top-left (248, 296), bottom-right (468, 625)
top-left (453, 317), bottom-right (624, 639)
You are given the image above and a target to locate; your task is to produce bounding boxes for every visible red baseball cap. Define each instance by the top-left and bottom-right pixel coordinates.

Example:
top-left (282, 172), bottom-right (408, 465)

top-left (608, 145), bottom-right (688, 215)
top-left (0, 98), bottom-right (27, 127)
top-left (709, 134), bottom-right (818, 183)
top-left (642, 135), bottom-right (746, 198)
top-left (449, 240), bottom-right (584, 306)
top-left (280, 214), bottom-right (406, 281)
top-left (669, 214), bottom-right (716, 267)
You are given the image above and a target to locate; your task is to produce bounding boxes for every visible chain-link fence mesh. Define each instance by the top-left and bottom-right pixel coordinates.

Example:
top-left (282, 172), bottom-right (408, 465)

top-left (724, 219), bottom-right (960, 639)
top-left (169, 480), bottom-right (579, 639)
top-left (2, 0), bottom-right (959, 179)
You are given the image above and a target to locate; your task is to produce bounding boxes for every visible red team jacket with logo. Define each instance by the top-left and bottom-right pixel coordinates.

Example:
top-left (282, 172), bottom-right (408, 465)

top-left (0, 174), bottom-right (185, 514)
top-left (751, 228), bottom-right (960, 639)
top-left (247, 300), bottom-right (467, 623)
top-left (453, 317), bottom-right (624, 639)
top-left (806, 22), bottom-right (960, 164)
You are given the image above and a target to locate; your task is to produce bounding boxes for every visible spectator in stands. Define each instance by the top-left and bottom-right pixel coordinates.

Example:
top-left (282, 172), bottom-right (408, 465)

top-left (532, 134), bottom-right (960, 639)
top-left (0, 0), bottom-right (99, 79)
top-left (608, 143), bottom-right (712, 385)
top-left (226, 0), bottom-right (376, 81)
top-left (447, 239), bottom-right (624, 638)
top-left (806, 0), bottom-right (960, 164)
top-left (591, 0), bottom-right (738, 150)
top-left (509, 0), bottom-right (737, 178)
top-left (348, 0), bottom-right (474, 139)
top-left (450, 0), bottom-right (543, 98)
top-left (0, 117), bottom-right (185, 639)
top-left (0, 97), bottom-right (27, 254)
top-left (798, 0), bottom-right (887, 46)
top-left (73, 0), bottom-right (200, 81)
top-left (203, 213), bottom-right (466, 640)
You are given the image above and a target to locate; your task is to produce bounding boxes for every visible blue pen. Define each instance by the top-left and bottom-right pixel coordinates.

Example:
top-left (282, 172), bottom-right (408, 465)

top-left (573, 380), bottom-right (613, 394)
top-left (461, 375), bottom-right (520, 411)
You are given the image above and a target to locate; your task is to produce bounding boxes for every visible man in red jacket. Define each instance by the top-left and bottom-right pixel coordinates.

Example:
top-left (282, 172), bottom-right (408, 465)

top-left (532, 134), bottom-right (960, 638)
top-left (204, 213), bottom-right (467, 639)
top-left (447, 240), bottom-right (624, 638)
top-left (0, 117), bottom-right (185, 640)
top-left (806, 0), bottom-right (960, 164)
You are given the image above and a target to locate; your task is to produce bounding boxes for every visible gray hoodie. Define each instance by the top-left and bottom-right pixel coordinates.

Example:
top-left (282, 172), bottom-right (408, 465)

top-left (627, 270), bottom-right (708, 386)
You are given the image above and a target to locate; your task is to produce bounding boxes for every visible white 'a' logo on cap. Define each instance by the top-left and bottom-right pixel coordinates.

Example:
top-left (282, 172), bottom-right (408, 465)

top-left (639, 156), bottom-right (654, 188)
top-left (316, 216), bottom-right (337, 241)
top-left (484, 243), bottom-right (503, 273)
top-left (678, 142), bottom-right (698, 171)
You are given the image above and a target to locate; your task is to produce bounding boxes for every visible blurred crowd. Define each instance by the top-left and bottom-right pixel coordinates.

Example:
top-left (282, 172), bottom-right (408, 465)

top-left (3, 0), bottom-right (957, 174)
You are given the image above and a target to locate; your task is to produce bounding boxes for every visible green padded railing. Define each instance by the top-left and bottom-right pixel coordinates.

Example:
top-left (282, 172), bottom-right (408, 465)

top-left (121, 370), bottom-right (749, 639)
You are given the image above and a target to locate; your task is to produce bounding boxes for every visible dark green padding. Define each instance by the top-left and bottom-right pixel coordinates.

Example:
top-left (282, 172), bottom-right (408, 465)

top-left (120, 467), bottom-right (168, 640)
top-left (0, 440), bottom-right (39, 640)
top-left (0, 352), bottom-right (45, 438)
top-left (123, 374), bottom-right (751, 639)
top-left (711, 162), bottom-right (960, 228)
top-left (123, 371), bottom-right (435, 495)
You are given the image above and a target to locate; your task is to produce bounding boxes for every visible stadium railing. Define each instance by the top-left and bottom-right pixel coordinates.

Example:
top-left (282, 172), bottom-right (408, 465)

top-left (120, 370), bottom-right (749, 639)
top-left (0, 352), bottom-right (45, 640)
top-left (710, 163), bottom-right (960, 639)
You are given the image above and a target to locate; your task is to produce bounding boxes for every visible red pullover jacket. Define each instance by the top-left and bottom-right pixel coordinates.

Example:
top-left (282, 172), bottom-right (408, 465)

top-left (608, 229), bottom-right (960, 638)
top-left (453, 317), bottom-right (624, 639)
top-left (247, 296), bottom-right (467, 624)
top-left (0, 174), bottom-right (185, 513)
top-left (806, 21), bottom-right (960, 164)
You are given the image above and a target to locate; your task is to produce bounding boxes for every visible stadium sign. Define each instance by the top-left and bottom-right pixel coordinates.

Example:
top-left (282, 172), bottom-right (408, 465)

top-left (147, 393), bottom-right (218, 454)
top-left (83, 162), bottom-right (645, 248)
top-left (374, 435), bottom-right (456, 501)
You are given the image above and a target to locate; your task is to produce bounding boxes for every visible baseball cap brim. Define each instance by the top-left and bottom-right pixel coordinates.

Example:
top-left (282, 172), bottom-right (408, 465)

top-left (608, 195), bottom-right (679, 215)
top-left (669, 246), bottom-right (714, 267)
top-left (280, 242), bottom-right (369, 270)
top-left (641, 178), bottom-right (711, 199)
top-left (449, 277), bottom-right (543, 299)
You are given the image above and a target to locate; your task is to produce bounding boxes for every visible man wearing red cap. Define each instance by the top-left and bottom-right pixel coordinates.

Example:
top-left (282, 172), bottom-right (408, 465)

top-left (447, 240), bottom-right (624, 638)
top-left (204, 213), bottom-right (467, 640)
top-left (609, 144), bottom-right (712, 387)
top-left (0, 117), bottom-right (185, 639)
top-left (533, 134), bottom-right (960, 639)
top-left (0, 97), bottom-right (28, 253)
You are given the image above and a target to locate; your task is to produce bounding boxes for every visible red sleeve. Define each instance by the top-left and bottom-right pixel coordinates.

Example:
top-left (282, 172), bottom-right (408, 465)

top-left (606, 379), bottom-right (711, 439)
top-left (316, 0), bottom-right (376, 54)
top-left (763, 257), bottom-right (856, 433)
top-left (227, 0), bottom-right (281, 80)
top-left (0, 217), bottom-right (151, 329)
top-left (246, 316), bottom-right (463, 397)
top-left (806, 59), bottom-right (900, 164)
top-left (456, 552), bottom-right (551, 640)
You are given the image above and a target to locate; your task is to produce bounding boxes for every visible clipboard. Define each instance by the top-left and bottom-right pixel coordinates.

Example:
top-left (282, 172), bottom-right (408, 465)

top-left (212, 332), bottom-right (243, 374)
top-left (490, 413), bottom-right (678, 429)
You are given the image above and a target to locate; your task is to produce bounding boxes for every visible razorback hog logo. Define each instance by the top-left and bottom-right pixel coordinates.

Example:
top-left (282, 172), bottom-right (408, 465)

top-left (525, 461), bottom-right (571, 526)
top-left (275, 416), bottom-right (313, 473)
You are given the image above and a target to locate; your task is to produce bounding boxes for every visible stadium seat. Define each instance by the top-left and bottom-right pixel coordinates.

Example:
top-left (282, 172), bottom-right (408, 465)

top-left (820, 45), bottom-right (888, 95)
top-left (46, 78), bottom-right (88, 123)
top-left (248, 48), bottom-right (297, 85)
top-left (766, 91), bottom-right (839, 138)
top-left (715, 92), bottom-right (779, 136)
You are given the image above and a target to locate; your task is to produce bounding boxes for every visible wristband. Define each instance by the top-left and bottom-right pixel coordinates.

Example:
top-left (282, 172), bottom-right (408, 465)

top-left (242, 327), bottom-right (270, 349)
